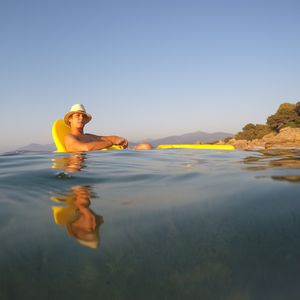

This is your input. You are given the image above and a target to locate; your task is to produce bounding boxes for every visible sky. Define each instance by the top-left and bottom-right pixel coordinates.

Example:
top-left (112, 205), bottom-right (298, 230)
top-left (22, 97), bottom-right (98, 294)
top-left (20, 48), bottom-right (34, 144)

top-left (1, 0), bottom-right (300, 152)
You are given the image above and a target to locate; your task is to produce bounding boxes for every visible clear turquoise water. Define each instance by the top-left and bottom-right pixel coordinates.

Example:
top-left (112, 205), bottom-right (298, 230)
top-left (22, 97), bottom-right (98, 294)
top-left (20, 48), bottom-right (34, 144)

top-left (1, 149), bottom-right (300, 300)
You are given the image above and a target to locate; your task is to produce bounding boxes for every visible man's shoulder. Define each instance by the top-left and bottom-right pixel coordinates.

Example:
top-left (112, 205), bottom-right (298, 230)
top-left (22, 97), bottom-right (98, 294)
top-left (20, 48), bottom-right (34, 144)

top-left (64, 134), bottom-right (78, 142)
top-left (65, 133), bottom-right (75, 138)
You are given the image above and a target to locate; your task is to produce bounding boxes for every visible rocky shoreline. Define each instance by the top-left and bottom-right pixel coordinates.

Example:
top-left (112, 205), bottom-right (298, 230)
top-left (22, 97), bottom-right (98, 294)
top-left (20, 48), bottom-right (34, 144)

top-left (218, 127), bottom-right (300, 150)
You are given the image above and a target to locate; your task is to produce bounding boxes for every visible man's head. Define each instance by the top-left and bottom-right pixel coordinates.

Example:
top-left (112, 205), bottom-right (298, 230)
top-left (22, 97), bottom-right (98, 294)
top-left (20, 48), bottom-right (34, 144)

top-left (64, 104), bottom-right (92, 128)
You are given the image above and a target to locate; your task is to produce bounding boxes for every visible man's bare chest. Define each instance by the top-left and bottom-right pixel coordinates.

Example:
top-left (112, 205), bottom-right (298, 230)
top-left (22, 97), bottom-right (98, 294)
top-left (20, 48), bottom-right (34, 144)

top-left (76, 135), bottom-right (98, 143)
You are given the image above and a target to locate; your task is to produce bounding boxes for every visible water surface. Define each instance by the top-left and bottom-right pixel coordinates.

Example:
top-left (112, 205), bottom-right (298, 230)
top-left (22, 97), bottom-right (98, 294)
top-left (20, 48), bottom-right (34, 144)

top-left (1, 149), bottom-right (300, 300)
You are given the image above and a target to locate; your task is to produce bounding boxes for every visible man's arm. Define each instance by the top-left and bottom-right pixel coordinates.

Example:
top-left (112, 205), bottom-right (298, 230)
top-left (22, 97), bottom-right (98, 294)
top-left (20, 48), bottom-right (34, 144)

top-left (64, 135), bottom-right (113, 152)
top-left (86, 134), bottom-right (128, 148)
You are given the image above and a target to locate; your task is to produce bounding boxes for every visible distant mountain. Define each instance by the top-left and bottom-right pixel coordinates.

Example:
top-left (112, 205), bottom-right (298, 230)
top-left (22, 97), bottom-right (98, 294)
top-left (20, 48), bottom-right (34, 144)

top-left (140, 131), bottom-right (233, 147)
top-left (17, 143), bottom-right (56, 152)
top-left (15, 131), bottom-right (233, 152)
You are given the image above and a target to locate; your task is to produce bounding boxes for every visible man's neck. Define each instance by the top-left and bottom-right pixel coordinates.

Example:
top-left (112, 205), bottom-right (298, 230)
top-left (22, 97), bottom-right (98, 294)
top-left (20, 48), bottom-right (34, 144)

top-left (70, 127), bottom-right (84, 136)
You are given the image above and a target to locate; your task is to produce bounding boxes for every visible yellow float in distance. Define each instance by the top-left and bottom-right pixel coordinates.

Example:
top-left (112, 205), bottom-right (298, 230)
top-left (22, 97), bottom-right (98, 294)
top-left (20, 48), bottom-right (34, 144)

top-left (156, 144), bottom-right (235, 150)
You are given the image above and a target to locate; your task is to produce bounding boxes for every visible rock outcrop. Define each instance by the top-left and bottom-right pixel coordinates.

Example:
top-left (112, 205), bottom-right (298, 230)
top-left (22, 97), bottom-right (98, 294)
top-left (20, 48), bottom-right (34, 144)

top-left (225, 127), bottom-right (300, 150)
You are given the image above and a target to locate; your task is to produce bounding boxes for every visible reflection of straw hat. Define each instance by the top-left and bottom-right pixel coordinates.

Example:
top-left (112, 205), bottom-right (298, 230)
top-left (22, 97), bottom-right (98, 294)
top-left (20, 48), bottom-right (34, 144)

top-left (64, 104), bottom-right (92, 126)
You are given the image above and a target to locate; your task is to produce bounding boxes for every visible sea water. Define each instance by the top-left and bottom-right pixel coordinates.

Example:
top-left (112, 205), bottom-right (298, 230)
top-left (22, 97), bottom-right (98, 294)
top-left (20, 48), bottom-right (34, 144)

top-left (1, 149), bottom-right (300, 300)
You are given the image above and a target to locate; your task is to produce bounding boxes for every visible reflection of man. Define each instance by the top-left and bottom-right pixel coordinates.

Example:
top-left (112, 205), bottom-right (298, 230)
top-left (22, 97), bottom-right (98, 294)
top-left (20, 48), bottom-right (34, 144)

top-left (52, 153), bottom-right (86, 172)
top-left (63, 104), bottom-right (153, 152)
top-left (51, 186), bottom-right (103, 249)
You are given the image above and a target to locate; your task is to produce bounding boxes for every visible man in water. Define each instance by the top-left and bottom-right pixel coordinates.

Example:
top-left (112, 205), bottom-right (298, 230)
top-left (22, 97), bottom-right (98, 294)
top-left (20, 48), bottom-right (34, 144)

top-left (64, 104), bottom-right (152, 152)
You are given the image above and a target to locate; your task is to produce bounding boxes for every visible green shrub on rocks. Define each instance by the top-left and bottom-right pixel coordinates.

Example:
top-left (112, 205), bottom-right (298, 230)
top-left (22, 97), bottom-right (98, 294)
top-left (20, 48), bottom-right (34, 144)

top-left (267, 102), bottom-right (300, 132)
top-left (277, 103), bottom-right (296, 112)
top-left (235, 123), bottom-right (272, 141)
top-left (295, 102), bottom-right (300, 115)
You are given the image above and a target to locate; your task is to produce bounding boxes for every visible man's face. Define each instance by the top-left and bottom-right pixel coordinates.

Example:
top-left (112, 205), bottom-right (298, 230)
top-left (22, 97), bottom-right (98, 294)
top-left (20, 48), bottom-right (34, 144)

top-left (69, 112), bottom-right (87, 129)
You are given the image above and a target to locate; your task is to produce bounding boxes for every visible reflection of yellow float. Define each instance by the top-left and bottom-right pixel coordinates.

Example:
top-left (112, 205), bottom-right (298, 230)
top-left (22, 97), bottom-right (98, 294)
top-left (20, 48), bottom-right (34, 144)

top-left (51, 153), bottom-right (86, 172)
top-left (51, 194), bottom-right (79, 224)
top-left (52, 119), bottom-right (235, 152)
top-left (50, 186), bottom-right (103, 249)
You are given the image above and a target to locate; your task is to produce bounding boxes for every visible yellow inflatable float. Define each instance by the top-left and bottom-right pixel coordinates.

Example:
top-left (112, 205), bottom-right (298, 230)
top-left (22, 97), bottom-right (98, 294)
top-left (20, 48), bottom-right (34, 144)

top-left (52, 119), bottom-right (234, 152)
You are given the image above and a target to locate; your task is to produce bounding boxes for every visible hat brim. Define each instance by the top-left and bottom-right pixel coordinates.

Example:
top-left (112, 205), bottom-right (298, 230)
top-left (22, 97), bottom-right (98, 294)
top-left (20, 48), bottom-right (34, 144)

top-left (64, 111), bottom-right (92, 126)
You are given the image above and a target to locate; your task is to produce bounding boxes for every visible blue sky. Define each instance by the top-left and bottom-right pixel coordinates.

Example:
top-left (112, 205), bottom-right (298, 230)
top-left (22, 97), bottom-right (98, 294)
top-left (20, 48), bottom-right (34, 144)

top-left (1, 0), bottom-right (300, 151)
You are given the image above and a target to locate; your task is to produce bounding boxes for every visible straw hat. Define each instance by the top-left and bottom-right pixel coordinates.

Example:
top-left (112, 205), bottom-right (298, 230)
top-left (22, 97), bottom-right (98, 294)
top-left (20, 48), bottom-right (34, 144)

top-left (64, 104), bottom-right (92, 126)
